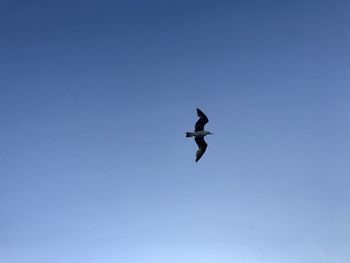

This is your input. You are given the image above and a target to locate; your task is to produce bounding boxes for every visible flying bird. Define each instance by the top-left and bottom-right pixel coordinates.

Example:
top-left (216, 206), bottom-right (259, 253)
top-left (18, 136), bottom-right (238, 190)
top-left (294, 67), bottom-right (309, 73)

top-left (186, 108), bottom-right (213, 162)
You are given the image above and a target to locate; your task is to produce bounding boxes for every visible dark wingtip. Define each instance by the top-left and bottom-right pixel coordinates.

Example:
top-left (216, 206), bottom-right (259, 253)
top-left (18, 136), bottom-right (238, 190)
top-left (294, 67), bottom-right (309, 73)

top-left (196, 108), bottom-right (206, 118)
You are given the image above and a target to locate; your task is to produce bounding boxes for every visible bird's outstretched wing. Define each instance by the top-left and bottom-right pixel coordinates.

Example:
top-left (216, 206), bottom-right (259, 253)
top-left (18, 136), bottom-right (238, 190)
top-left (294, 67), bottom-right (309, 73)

top-left (195, 137), bottom-right (207, 162)
top-left (195, 108), bottom-right (209, 131)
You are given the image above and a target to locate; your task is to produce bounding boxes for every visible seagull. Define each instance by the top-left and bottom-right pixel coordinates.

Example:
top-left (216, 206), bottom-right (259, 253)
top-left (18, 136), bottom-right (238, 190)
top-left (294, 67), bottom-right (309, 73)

top-left (186, 108), bottom-right (213, 162)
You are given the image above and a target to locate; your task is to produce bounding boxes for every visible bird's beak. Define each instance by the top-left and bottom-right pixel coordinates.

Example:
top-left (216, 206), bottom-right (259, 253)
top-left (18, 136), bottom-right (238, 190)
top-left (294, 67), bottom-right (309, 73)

top-left (209, 132), bottom-right (214, 135)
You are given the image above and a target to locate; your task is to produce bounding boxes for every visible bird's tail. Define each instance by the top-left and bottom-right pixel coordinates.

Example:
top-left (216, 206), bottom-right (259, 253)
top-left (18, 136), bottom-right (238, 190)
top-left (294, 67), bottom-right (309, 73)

top-left (186, 132), bottom-right (195, 137)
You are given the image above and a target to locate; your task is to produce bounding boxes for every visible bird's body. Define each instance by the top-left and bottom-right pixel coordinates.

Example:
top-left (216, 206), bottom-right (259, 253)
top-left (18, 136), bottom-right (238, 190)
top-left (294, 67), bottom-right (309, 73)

top-left (186, 130), bottom-right (212, 137)
top-left (186, 108), bottom-right (213, 162)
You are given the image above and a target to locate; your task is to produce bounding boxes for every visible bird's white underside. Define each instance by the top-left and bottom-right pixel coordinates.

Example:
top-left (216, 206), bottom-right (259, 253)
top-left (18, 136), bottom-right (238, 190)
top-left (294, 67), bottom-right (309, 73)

top-left (188, 131), bottom-right (211, 137)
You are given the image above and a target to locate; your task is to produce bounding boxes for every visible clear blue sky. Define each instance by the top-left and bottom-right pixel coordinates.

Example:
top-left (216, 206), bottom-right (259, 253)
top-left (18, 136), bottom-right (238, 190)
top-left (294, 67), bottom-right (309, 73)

top-left (1, 0), bottom-right (350, 262)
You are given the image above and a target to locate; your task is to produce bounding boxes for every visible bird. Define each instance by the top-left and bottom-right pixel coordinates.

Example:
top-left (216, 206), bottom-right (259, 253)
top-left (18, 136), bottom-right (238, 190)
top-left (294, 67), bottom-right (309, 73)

top-left (186, 108), bottom-right (213, 162)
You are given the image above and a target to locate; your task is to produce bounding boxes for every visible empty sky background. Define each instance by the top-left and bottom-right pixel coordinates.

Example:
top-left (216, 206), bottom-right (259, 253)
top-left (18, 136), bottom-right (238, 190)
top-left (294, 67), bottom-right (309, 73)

top-left (1, 0), bottom-right (350, 262)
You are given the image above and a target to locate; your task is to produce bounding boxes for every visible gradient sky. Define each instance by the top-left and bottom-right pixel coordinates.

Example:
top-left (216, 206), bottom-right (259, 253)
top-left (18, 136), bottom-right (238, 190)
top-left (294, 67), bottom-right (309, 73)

top-left (1, 0), bottom-right (350, 262)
